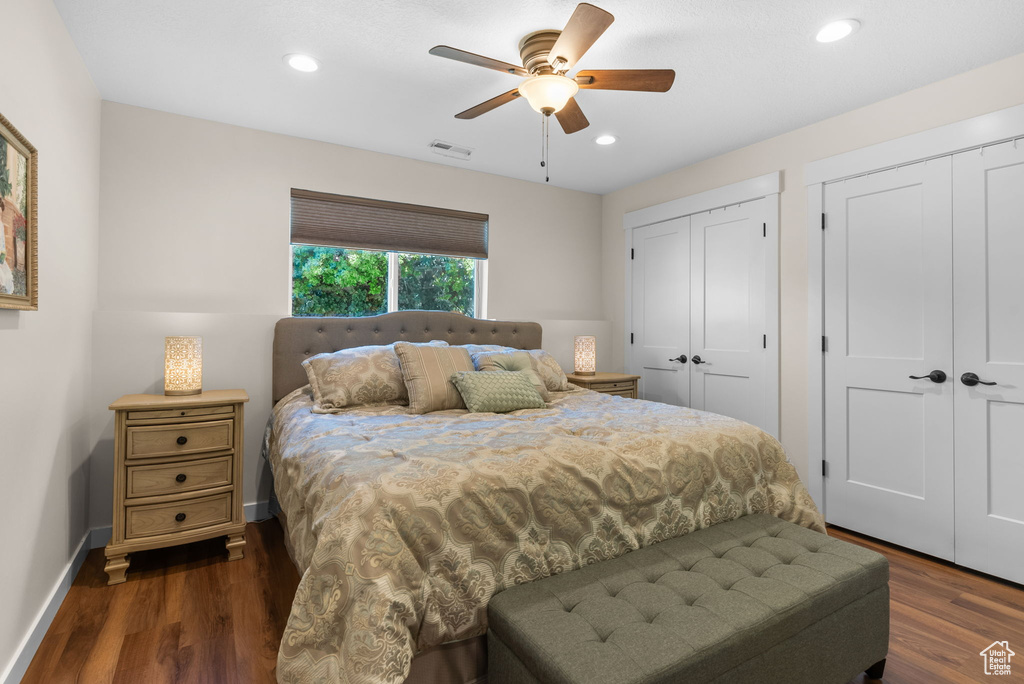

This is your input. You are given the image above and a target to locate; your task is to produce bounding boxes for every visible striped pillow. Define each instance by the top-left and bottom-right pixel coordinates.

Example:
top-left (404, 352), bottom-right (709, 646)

top-left (394, 342), bottom-right (475, 414)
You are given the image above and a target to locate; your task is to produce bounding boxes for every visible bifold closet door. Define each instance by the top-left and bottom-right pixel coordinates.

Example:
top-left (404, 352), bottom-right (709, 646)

top-left (952, 142), bottom-right (1024, 584)
top-left (689, 199), bottom-right (768, 429)
top-left (823, 159), bottom-right (955, 560)
top-left (631, 217), bottom-right (691, 405)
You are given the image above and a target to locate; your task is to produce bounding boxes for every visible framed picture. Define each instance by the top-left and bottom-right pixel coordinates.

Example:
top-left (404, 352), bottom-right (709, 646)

top-left (0, 111), bottom-right (37, 310)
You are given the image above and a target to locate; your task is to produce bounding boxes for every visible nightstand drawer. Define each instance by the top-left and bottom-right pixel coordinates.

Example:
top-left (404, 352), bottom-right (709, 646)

top-left (589, 381), bottom-right (636, 391)
top-left (125, 492), bottom-right (232, 539)
top-left (127, 420), bottom-right (233, 459)
top-left (128, 405), bottom-right (233, 421)
top-left (604, 389), bottom-right (637, 398)
top-left (126, 456), bottom-right (232, 498)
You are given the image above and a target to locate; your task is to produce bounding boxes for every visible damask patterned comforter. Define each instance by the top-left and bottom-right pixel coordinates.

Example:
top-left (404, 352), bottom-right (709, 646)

top-left (268, 386), bottom-right (824, 684)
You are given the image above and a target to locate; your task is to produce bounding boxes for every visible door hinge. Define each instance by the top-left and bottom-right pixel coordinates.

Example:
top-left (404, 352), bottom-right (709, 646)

top-left (821, 213), bottom-right (826, 230)
top-left (821, 335), bottom-right (827, 352)
top-left (763, 222), bottom-right (766, 237)
top-left (630, 333), bottom-right (634, 345)
top-left (822, 460), bottom-right (828, 477)
top-left (763, 334), bottom-right (767, 349)
top-left (630, 248), bottom-right (635, 260)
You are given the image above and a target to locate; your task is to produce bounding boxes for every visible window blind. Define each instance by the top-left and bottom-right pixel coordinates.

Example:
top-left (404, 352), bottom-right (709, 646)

top-left (290, 188), bottom-right (488, 259)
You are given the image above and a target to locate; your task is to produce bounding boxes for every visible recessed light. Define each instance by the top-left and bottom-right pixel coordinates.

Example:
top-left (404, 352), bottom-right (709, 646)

top-left (594, 134), bottom-right (617, 145)
top-left (285, 53), bottom-right (319, 72)
top-left (816, 19), bottom-right (859, 43)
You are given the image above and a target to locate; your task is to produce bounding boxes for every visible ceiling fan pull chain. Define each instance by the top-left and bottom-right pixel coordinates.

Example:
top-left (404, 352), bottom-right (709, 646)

top-left (540, 114), bottom-right (545, 173)
top-left (545, 115), bottom-right (550, 183)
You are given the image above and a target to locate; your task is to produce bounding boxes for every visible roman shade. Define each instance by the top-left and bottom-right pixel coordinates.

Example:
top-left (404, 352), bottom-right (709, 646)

top-left (290, 188), bottom-right (488, 259)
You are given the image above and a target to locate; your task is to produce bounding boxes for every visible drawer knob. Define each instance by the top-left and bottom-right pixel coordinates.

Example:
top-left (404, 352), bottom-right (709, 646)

top-left (175, 513), bottom-right (186, 522)
top-left (175, 473), bottom-right (187, 483)
top-left (176, 436), bottom-right (188, 445)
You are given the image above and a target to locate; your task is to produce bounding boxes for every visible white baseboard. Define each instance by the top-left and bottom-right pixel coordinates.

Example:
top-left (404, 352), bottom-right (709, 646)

top-left (245, 500), bottom-right (272, 522)
top-left (0, 531), bottom-right (91, 684)
top-left (89, 525), bottom-right (111, 549)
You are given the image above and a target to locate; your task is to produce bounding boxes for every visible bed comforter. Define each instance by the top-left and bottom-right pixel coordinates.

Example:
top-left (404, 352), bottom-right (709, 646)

top-left (267, 386), bottom-right (824, 683)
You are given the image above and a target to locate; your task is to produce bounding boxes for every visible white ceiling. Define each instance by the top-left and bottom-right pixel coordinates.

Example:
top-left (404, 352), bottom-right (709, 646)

top-left (55, 0), bottom-right (1024, 194)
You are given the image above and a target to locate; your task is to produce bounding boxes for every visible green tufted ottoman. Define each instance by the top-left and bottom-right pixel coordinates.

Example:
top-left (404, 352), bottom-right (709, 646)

top-left (487, 514), bottom-right (888, 684)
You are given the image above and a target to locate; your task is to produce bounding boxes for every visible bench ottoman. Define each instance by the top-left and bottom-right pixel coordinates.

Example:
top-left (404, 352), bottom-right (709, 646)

top-left (487, 513), bottom-right (888, 684)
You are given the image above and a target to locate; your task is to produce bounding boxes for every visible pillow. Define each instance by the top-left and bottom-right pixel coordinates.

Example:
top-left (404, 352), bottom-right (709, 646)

top-left (472, 350), bottom-right (550, 402)
top-left (394, 342), bottom-right (475, 414)
top-left (450, 371), bottom-right (546, 413)
top-left (301, 341), bottom-right (447, 413)
top-left (526, 349), bottom-right (572, 392)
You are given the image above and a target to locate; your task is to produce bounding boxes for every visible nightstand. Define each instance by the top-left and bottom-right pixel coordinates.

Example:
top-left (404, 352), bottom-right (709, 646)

top-left (104, 389), bottom-right (249, 584)
top-left (565, 372), bottom-right (640, 398)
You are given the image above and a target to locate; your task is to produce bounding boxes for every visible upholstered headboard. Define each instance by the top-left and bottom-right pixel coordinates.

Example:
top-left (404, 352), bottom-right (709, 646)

top-left (272, 311), bottom-right (543, 403)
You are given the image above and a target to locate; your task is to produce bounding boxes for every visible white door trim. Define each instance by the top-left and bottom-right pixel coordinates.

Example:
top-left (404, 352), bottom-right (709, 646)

top-left (805, 102), bottom-right (1024, 186)
top-left (805, 102), bottom-right (1024, 520)
top-left (623, 172), bottom-right (780, 231)
top-left (624, 171), bottom-right (780, 439)
top-left (806, 184), bottom-right (825, 510)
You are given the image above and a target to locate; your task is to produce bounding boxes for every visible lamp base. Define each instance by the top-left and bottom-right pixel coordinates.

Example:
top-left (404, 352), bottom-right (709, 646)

top-left (165, 389), bottom-right (202, 396)
top-left (573, 371), bottom-right (596, 376)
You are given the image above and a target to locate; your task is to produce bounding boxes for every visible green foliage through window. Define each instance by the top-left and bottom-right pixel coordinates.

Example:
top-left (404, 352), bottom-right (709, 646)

top-left (291, 245), bottom-right (477, 317)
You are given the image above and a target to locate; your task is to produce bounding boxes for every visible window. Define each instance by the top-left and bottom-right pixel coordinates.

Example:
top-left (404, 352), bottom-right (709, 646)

top-left (289, 189), bottom-right (487, 317)
top-left (291, 246), bottom-right (482, 317)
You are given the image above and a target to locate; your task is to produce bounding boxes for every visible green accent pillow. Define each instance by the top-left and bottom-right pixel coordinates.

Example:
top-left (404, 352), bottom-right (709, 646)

top-left (450, 371), bottom-right (547, 413)
top-left (471, 350), bottom-right (551, 401)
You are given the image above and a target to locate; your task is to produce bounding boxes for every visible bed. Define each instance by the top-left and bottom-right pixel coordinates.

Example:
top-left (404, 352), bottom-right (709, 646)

top-left (266, 311), bottom-right (824, 684)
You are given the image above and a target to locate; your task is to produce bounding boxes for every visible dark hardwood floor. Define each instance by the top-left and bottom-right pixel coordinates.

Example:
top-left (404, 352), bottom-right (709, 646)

top-left (22, 520), bottom-right (299, 684)
top-left (21, 519), bottom-right (1024, 683)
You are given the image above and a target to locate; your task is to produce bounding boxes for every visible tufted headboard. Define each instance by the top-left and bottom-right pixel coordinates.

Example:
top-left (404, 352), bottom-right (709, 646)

top-left (272, 311), bottom-right (543, 403)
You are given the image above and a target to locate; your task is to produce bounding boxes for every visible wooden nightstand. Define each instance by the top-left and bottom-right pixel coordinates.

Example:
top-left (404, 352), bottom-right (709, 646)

top-left (565, 372), bottom-right (640, 398)
top-left (104, 389), bottom-right (249, 584)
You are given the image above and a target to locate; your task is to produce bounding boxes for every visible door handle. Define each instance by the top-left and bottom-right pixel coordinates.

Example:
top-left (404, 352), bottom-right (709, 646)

top-left (909, 370), bottom-right (947, 383)
top-left (668, 355), bottom-right (687, 363)
top-left (961, 372), bottom-right (996, 387)
top-left (691, 355), bottom-right (705, 365)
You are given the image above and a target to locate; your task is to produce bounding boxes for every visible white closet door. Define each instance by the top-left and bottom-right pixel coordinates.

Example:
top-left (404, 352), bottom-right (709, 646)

top-left (631, 218), bottom-right (690, 405)
top-left (689, 199), bottom-right (767, 430)
top-left (953, 142), bottom-right (1024, 583)
top-left (823, 159), bottom-right (955, 559)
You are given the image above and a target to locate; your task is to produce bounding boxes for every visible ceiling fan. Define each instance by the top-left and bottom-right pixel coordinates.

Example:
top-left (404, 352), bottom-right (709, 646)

top-left (429, 3), bottom-right (675, 135)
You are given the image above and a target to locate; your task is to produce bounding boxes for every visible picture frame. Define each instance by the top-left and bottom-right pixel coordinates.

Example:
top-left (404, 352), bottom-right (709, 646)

top-left (0, 111), bottom-right (37, 310)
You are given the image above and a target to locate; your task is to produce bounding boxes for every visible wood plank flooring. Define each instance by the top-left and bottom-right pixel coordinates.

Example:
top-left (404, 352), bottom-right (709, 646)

top-left (21, 520), bottom-right (1024, 683)
top-left (22, 520), bottom-right (299, 684)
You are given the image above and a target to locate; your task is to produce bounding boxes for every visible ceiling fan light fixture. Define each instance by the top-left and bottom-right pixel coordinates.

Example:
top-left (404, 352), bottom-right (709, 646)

top-left (815, 19), bottom-right (860, 43)
top-left (284, 53), bottom-right (320, 72)
top-left (518, 75), bottom-right (579, 115)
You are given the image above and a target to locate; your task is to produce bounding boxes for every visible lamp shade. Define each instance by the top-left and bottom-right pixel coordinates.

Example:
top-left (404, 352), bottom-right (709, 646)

top-left (574, 335), bottom-right (596, 376)
top-left (518, 75), bottom-right (579, 114)
top-left (164, 336), bottom-right (203, 396)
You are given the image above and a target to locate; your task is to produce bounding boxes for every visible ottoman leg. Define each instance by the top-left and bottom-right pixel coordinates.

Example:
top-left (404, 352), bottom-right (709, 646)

top-left (865, 658), bottom-right (886, 680)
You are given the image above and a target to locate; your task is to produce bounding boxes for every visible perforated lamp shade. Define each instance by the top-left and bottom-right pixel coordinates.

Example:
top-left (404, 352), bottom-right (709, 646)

top-left (574, 335), bottom-right (596, 376)
top-left (164, 336), bottom-right (203, 396)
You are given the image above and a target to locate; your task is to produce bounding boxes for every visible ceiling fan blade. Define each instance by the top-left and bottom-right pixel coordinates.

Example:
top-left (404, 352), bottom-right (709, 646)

top-left (555, 97), bottom-right (589, 134)
top-left (429, 45), bottom-right (529, 77)
top-left (575, 69), bottom-right (676, 92)
top-left (548, 3), bottom-right (614, 72)
top-left (455, 89), bottom-right (522, 119)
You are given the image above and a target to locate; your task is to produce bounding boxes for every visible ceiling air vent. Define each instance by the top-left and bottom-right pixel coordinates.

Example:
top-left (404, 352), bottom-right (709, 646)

top-left (429, 139), bottom-right (473, 161)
